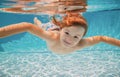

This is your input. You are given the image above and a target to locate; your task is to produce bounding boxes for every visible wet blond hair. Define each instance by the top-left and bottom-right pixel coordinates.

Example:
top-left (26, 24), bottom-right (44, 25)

top-left (52, 13), bottom-right (88, 36)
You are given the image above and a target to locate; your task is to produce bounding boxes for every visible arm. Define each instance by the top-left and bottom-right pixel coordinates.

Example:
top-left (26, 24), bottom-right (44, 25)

top-left (0, 22), bottom-right (56, 41)
top-left (78, 36), bottom-right (120, 49)
top-left (0, 22), bottom-right (31, 38)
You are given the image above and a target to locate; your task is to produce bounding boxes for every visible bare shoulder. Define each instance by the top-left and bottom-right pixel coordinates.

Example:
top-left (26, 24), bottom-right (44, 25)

top-left (44, 30), bottom-right (60, 42)
top-left (75, 36), bottom-right (102, 50)
top-left (75, 39), bottom-right (88, 49)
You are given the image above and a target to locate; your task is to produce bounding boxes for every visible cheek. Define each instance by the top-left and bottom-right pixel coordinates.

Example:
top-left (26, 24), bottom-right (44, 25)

top-left (74, 39), bottom-right (79, 43)
top-left (60, 33), bottom-right (66, 40)
top-left (61, 32), bottom-right (66, 38)
top-left (73, 38), bottom-right (81, 43)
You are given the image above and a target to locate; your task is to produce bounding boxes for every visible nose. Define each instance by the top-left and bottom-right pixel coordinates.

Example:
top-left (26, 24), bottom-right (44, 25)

top-left (65, 37), bottom-right (73, 43)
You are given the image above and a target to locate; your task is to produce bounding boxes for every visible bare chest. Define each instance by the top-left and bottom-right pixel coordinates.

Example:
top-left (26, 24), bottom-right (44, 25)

top-left (47, 41), bottom-right (76, 54)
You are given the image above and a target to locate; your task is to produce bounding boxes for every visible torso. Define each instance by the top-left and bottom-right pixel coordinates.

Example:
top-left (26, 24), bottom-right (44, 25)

top-left (41, 23), bottom-right (83, 54)
top-left (47, 40), bottom-right (77, 54)
top-left (46, 31), bottom-right (80, 54)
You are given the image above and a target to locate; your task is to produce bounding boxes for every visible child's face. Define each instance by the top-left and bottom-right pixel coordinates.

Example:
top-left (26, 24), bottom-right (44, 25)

top-left (60, 25), bottom-right (85, 48)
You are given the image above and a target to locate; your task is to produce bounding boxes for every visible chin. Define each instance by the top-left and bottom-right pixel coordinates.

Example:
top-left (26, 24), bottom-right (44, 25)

top-left (62, 43), bottom-right (75, 48)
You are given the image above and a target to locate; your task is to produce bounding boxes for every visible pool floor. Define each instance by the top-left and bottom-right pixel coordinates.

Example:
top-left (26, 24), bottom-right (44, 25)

top-left (0, 50), bottom-right (120, 77)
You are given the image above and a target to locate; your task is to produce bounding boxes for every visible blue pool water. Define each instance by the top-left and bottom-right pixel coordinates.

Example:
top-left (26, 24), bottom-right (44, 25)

top-left (0, 0), bottom-right (120, 77)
